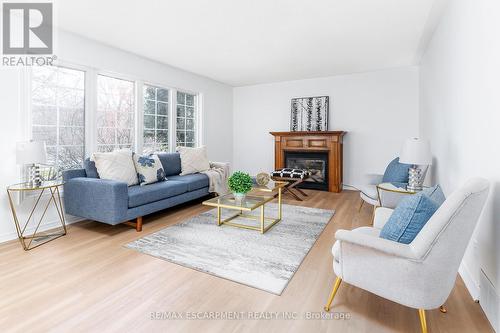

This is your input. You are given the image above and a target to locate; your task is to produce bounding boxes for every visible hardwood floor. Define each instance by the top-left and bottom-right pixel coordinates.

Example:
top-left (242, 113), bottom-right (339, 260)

top-left (0, 190), bottom-right (493, 332)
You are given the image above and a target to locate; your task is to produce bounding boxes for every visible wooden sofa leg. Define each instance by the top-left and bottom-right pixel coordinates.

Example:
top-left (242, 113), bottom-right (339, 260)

top-left (136, 216), bottom-right (143, 232)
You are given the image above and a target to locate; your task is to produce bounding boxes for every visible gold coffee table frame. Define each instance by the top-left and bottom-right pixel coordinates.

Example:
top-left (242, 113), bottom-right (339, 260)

top-left (202, 181), bottom-right (286, 234)
top-left (7, 180), bottom-right (67, 251)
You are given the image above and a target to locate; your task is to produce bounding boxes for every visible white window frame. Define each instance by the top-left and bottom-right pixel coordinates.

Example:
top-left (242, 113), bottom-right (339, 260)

top-left (26, 62), bottom-right (89, 166)
top-left (22, 61), bottom-right (203, 176)
top-left (95, 71), bottom-right (137, 153)
top-left (174, 89), bottom-right (202, 148)
top-left (140, 82), bottom-right (172, 153)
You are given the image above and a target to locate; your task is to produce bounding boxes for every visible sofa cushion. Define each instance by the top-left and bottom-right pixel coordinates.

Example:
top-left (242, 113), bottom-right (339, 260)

top-left (157, 152), bottom-right (182, 176)
top-left (84, 158), bottom-right (99, 178)
top-left (382, 157), bottom-right (412, 183)
top-left (167, 174), bottom-right (209, 192)
top-left (379, 192), bottom-right (439, 244)
top-left (128, 180), bottom-right (188, 208)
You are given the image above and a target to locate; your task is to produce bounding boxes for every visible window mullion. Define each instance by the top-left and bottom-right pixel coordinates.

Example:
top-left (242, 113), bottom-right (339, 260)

top-left (86, 68), bottom-right (97, 157)
top-left (170, 89), bottom-right (177, 153)
top-left (136, 80), bottom-right (144, 153)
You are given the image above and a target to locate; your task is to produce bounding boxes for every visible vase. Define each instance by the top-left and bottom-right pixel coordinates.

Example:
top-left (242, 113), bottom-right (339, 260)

top-left (233, 192), bottom-right (246, 204)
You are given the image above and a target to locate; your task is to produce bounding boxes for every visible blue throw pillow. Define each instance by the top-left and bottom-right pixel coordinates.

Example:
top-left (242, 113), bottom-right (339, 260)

top-left (382, 157), bottom-right (412, 183)
top-left (380, 192), bottom-right (439, 244)
top-left (422, 185), bottom-right (446, 206)
top-left (84, 158), bottom-right (99, 178)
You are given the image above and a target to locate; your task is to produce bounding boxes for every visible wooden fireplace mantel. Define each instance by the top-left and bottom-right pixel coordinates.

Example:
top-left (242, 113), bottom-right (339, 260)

top-left (270, 131), bottom-right (346, 193)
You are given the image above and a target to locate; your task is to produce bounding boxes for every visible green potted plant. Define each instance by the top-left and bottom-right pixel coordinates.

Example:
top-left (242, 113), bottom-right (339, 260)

top-left (228, 171), bottom-right (253, 202)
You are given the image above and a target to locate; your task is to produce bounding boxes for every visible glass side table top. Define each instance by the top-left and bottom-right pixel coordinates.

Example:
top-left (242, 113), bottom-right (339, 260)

top-left (203, 193), bottom-right (274, 211)
top-left (7, 180), bottom-right (64, 191)
top-left (377, 182), bottom-right (428, 194)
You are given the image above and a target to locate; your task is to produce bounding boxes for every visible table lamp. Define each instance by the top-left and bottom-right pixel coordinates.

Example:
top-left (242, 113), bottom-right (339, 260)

top-left (399, 138), bottom-right (432, 191)
top-left (16, 141), bottom-right (47, 187)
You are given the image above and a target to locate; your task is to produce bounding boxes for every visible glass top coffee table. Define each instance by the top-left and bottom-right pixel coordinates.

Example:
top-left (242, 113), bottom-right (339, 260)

top-left (202, 181), bottom-right (286, 234)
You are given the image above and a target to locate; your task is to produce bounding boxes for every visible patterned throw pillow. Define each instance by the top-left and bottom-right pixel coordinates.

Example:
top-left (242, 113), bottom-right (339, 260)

top-left (133, 153), bottom-right (166, 186)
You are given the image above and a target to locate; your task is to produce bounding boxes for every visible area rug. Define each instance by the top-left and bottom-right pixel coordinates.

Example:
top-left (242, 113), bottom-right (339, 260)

top-left (125, 203), bottom-right (334, 295)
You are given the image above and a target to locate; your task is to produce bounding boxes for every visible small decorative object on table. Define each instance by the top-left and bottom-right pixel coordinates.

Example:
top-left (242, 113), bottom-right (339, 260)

top-left (255, 172), bottom-right (270, 186)
top-left (16, 141), bottom-right (47, 187)
top-left (228, 171), bottom-right (253, 203)
top-left (40, 165), bottom-right (61, 181)
top-left (399, 138), bottom-right (432, 191)
top-left (290, 96), bottom-right (329, 131)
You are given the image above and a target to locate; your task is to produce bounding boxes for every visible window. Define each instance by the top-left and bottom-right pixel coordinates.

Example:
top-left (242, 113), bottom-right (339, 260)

top-left (31, 66), bottom-right (85, 170)
top-left (143, 84), bottom-right (169, 152)
top-left (28, 64), bottom-right (201, 174)
top-left (97, 75), bottom-right (135, 152)
top-left (176, 91), bottom-right (197, 147)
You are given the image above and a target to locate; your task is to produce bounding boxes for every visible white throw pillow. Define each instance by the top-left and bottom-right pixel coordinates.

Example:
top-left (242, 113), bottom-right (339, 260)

top-left (133, 153), bottom-right (166, 186)
top-left (92, 150), bottom-right (138, 186)
top-left (177, 146), bottom-right (210, 175)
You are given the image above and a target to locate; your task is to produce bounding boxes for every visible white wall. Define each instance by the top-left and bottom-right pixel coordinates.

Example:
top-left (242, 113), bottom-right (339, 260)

top-left (232, 67), bottom-right (420, 186)
top-left (0, 30), bottom-right (233, 243)
top-left (419, 0), bottom-right (500, 327)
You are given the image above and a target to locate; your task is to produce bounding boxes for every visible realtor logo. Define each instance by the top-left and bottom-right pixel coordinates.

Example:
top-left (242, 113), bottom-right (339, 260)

top-left (2, 2), bottom-right (53, 54)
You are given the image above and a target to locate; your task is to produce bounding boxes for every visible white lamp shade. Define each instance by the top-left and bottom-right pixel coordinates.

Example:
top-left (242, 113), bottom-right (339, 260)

top-left (400, 138), bottom-right (432, 165)
top-left (16, 141), bottom-right (47, 165)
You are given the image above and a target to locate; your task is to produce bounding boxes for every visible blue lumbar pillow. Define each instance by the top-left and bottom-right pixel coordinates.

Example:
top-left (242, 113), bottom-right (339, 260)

top-left (380, 192), bottom-right (439, 244)
top-left (382, 157), bottom-right (412, 183)
top-left (422, 184), bottom-right (446, 206)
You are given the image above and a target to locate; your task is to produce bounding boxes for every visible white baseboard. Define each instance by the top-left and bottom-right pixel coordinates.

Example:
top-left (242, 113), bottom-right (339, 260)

top-left (0, 215), bottom-right (84, 244)
top-left (480, 269), bottom-right (499, 332)
top-left (459, 261), bottom-right (480, 301)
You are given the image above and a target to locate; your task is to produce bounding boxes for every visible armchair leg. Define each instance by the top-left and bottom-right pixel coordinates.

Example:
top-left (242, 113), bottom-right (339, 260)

top-left (324, 277), bottom-right (342, 312)
top-left (418, 309), bottom-right (428, 333)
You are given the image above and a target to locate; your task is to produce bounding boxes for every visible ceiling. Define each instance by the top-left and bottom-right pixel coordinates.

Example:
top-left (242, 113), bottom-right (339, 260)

top-left (55, 0), bottom-right (442, 86)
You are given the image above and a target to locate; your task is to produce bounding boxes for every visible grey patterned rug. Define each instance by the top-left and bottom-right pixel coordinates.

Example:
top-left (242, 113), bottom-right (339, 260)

top-left (125, 203), bottom-right (334, 295)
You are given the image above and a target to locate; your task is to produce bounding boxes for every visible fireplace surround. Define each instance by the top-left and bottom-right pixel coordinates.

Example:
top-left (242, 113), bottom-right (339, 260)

top-left (270, 131), bottom-right (346, 192)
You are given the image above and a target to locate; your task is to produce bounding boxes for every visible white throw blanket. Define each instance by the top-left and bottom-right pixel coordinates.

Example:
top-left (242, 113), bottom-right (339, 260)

top-left (201, 162), bottom-right (230, 195)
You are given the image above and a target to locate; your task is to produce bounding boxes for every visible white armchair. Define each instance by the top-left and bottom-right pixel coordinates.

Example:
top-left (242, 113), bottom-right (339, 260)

top-left (324, 178), bottom-right (490, 333)
top-left (357, 173), bottom-right (383, 208)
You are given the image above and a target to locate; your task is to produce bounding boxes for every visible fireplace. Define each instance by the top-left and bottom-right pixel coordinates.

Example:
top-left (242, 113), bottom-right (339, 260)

top-left (285, 152), bottom-right (329, 191)
top-left (270, 131), bottom-right (346, 192)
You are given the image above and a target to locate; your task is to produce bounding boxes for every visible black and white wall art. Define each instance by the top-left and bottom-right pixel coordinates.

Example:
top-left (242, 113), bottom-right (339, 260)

top-left (290, 96), bottom-right (329, 131)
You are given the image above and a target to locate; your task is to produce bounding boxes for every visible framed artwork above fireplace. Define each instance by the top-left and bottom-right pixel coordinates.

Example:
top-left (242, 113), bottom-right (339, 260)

top-left (290, 96), bottom-right (329, 131)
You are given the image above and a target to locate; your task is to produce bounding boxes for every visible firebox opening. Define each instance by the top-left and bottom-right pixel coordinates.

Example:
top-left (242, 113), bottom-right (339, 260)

top-left (284, 151), bottom-right (329, 191)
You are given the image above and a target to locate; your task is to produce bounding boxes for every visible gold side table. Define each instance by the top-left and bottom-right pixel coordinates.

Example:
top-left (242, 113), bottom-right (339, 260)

top-left (7, 180), bottom-right (67, 250)
top-left (376, 182), bottom-right (429, 209)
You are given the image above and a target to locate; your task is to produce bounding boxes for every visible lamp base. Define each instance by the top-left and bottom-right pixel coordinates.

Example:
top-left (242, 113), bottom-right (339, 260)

top-left (407, 166), bottom-right (424, 192)
top-left (28, 164), bottom-right (42, 187)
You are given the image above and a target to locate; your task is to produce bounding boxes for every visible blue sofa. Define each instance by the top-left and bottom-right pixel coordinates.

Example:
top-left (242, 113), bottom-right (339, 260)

top-left (62, 152), bottom-right (211, 231)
